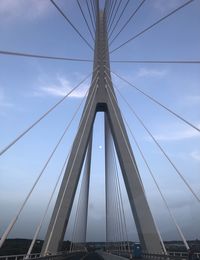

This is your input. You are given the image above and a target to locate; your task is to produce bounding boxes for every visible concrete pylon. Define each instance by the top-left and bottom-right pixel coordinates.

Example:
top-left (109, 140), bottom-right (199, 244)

top-left (42, 1), bottom-right (165, 255)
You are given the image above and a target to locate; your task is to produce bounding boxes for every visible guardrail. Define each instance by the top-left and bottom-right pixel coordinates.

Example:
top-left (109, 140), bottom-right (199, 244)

top-left (106, 250), bottom-right (200, 260)
top-left (142, 252), bottom-right (200, 260)
top-left (0, 248), bottom-right (90, 260)
top-left (1, 250), bottom-right (200, 260)
top-left (0, 253), bottom-right (40, 260)
top-left (28, 250), bottom-right (87, 260)
top-left (0, 250), bottom-right (89, 260)
top-left (142, 252), bottom-right (184, 260)
top-left (168, 252), bottom-right (200, 258)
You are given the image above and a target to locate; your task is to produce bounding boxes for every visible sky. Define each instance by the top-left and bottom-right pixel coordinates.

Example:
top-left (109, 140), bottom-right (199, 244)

top-left (0, 0), bottom-right (200, 246)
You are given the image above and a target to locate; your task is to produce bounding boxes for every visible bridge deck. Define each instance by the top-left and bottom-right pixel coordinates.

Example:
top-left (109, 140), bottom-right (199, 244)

top-left (58, 251), bottom-right (128, 260)
top-left (61, 252), bottom-right (103, 260)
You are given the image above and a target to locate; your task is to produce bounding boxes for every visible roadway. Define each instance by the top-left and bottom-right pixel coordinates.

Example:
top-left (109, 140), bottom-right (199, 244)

top-left (63, 251), bottom-right (130, 259)
top-left (63, 252), bottom-right (104, 260)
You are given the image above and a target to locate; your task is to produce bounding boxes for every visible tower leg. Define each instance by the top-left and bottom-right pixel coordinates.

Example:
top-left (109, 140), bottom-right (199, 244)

top-left (41, 94), bottom-right (97, 255)
top-left (104, 88), bottom-right (164, 253)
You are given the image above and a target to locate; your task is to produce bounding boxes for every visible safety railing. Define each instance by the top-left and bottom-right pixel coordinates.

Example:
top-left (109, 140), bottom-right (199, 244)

top-left (0, 253), bottom-right (40, 260)
top-left (34, 251), bottom-right (88, 260)
top-left (142, 252), bottom-right (182, 260)
top-left (142, 251), bottom-right (200, 260)
top-left (108, 250), bottom-right (200, 260)
top-left (0, 248), bottom-right (89, 260)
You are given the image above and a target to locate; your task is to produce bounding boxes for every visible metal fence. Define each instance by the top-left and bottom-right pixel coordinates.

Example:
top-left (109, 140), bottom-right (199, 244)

top-left (142, 251), bottom-right (200, 260)
top-left (0, 253), bottom-right (40, 260)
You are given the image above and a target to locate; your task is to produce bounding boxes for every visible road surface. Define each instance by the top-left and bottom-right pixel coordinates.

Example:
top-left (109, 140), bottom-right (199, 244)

top-left (64, 252), bottom-right (104, 260)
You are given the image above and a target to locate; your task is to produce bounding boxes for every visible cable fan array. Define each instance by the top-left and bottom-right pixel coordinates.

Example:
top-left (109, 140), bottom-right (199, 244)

top-left (0, 0), bottom-right (199, 257)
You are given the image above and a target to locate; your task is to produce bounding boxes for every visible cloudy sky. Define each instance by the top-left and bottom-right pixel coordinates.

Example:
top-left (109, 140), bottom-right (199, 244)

top-left (0, 0), bottom-right (200, 245)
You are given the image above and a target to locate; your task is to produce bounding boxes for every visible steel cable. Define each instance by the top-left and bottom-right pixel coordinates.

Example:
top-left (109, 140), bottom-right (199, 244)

top-left (110, 0), bottom-right (194, 54)
top-left (25, 146), bottom-right (72, 258)
top-left (109, 0), bottom-right (146, 46)
top-left (108, 0), bottom-right (130, 40)
top-left (76, 0), bottom-right (95, 41)
top-left (0, 89), bottom-right (89, 248)
top-left (109, 68), bottom-right (200, 133)
top-left (107, 1), bottom-right (122, 35)
top-left (110, 59), bottom-right (200, 64)
top-left (0, 70), bottom-right (96, 157)
top-left (86, 0), bottom-right (96, 33)
top-left (122, 115), bottom-right (189, 251)
top-left (50, 0), bottom-right (94, 50)
top-left (113, 84), bottom-right (200, 204)
top-left (0, 50), bottom-right (93, 62)
top-left (107, 0), bottom-right (118, 32)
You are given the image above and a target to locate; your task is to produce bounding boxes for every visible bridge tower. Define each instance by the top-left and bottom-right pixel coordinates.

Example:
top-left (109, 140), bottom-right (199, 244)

top-left (42, 1), bottom-right (165, 255)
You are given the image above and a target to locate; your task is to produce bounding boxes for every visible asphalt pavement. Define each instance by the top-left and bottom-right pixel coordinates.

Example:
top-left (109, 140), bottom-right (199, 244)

top-left (64, 252), bottom-right (104, 260)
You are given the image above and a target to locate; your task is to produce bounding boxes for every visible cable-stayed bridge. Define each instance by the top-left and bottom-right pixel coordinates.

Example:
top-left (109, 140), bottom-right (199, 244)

top-left (0, 0), bottom-right (200, 259)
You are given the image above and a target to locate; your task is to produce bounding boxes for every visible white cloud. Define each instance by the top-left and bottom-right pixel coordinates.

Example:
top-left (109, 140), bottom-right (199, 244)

top-left (0, 0), bottom-right (50, 23)
top-left (0, 87), bottom-right (13, 108)
top-left (154, 124), bottom-right (200, 141)
top-left (190, 151), bottom-right (200, 161)
top-left (185, 95), bottom-right (200, 105)
top-left (137, 68), bottom-right (167, 78)
top-left (153, 0), bottom-right (184, 14)
top-left (35, 75), bottom-right (89, 98)
top-left (0, 87), bottom-right (13, 116)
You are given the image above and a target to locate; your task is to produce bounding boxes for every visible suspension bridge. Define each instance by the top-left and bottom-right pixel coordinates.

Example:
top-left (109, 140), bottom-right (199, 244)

top-left (0, 0), bottom-right (200, 260)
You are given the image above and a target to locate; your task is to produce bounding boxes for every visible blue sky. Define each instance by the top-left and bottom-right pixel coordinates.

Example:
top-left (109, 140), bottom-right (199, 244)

top-left (0, 0), bottom-right (200, 244)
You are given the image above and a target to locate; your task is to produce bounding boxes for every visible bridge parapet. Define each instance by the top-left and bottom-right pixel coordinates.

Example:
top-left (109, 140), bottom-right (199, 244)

top-left (142, 251), bottom-right (200, 260)
top-left (0, 253), bottom-right (40, 260)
